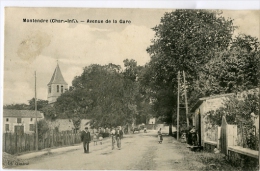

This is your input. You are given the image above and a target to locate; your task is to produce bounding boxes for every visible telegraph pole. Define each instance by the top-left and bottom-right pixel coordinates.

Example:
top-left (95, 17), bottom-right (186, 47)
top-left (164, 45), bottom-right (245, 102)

top-left (35, 71), bottom-right (38, 151)
top-left (177, 71), bottom-right (180, 140)
top-left (183, 71), bottom-right (189, 127)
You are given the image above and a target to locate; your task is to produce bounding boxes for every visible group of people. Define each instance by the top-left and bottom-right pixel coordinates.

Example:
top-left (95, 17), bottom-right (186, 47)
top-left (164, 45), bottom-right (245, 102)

top-left (80, 126), bottom-right (123, 154)
top-left (110, 126), bottom-right (124, 150)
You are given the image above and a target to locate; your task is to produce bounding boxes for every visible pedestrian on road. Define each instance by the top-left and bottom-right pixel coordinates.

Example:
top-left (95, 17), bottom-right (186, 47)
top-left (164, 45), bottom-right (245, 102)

top-left (158, 128), bottom-right (163, 144)
top-left (81, 127), bottom-right (91, 153)
top-left (93, 133), bottom-right (98, 146)
top-left (116, 126), bottom-right (123, 150)
top-left (111, 127), bottom-right (116, 150)
top-left (99, 133), bottom-right (103, 145)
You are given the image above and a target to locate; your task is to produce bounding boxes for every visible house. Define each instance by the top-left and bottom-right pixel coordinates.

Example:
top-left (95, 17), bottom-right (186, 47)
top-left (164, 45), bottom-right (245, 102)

top-left (3, 109), bottom-right (43, 134)
top-left (190, 93), bottom-right (234, 146)
top-left (191, 88), bottom-right (259, 147)
top-left (46, 118), bottom-right (91, 133)
top-left (47, 63), bottom-right (68, 104)
top-left (148, 117), bottom-right (156, 125)
top-left (46, 119), bottom-right (75, 132)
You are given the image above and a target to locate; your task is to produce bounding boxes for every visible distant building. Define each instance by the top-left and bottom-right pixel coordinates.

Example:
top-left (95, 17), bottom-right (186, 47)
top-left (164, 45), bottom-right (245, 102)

top-left (3, 109), bottom-right (43, 134)
top-left (148, 118), bottom-right (156, 124)
top-left (47, 63), bottom-right (68, 104)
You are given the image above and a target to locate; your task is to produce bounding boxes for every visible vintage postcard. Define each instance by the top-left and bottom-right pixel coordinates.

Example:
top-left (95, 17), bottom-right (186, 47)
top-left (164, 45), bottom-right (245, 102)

top-left (2, 7), bottom-right (259, 170)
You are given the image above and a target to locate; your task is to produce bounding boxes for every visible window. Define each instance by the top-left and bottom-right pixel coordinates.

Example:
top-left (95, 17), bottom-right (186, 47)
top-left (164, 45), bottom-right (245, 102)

top-left (48, 85), bottom-right (51, 93)
top-left (17, 118), bottom-right (21, 123)
top-left (6, 118), bottom-right (9, 122)
top-left (29, 124), bottom-right (34, 131)
top-left (57, 85), bottom-right (59, 92)
top-left (5, 124), bottom-right (9, 131)
top-left (61, 85), bottom-right (63, 93)
top-left (30, 118), bottom-right (33, 121)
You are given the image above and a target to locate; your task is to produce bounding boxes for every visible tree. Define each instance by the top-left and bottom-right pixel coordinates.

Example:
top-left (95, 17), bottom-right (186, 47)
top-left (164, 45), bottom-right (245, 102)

top-left (122, 59), bottom-right (154, 125)
top-left (197, 34), bottom-right (260, 96)
top-left (41, 105), bottom-right (57, 120)
top-left (54, 63), bottom-right (139, 128)
top-left (37, 119), bottom-right (49, 141)
top-left (147, 10), bottom-right (236, 87)
top-left (142, 10), bottom-right (238, 135)
top-left (28, 98), bottom-right (48, 111)
top-left (3, 103), bottom-right (29, 110)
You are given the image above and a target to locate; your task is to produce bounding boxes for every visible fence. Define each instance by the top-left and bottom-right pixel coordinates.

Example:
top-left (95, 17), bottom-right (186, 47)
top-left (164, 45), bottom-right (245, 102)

top-left (3, 131), bottom-right (81, 155)
top-left (203, 116), bottom-right (258, 168)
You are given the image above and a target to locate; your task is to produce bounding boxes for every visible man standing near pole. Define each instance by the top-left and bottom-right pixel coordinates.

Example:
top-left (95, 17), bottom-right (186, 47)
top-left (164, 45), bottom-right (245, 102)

top-left (81, 127), bottom-right (91, 153)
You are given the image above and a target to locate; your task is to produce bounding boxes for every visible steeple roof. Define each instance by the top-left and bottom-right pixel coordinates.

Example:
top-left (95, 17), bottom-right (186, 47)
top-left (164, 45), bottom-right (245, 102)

top-left (48, 64), bottom-right (68, 85)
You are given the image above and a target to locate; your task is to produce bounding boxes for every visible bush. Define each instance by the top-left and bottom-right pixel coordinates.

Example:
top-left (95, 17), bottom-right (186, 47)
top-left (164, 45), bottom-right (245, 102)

top-left (37, 120), bottom-right (49, 141)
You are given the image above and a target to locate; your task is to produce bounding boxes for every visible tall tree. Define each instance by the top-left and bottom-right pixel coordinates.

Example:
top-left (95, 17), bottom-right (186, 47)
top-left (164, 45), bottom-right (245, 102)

top-left (144, 9), bottom-right (237, 130)
top-left (55, 63), bottom-right (139, 129)
top-left (197, 34), bottom-right (260, 96)
top-left (147, 9), bottom-right (236, 86)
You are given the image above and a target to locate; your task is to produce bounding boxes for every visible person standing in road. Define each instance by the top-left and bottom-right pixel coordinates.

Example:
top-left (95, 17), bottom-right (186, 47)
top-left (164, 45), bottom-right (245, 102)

top-left (116, 126), bottom-right (123, 150)
top-left (93, 133), bottom-right (98, 146)
top-left (158, 128), bottom-right (163, 144)
top-left (81, 127), bottom-right (91, 153)
top-left (111, 127), bottom-right (116, 150)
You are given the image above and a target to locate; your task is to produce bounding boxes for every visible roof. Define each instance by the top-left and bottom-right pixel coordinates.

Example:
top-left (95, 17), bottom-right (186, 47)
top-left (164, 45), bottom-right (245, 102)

top-left (3, 109), bottom-right (43, 118)
top-left (190, 88), bottom-right (259, 112)
top-left (190, 93), bottom-right (234, 112)
top-left (47, 64), bottom-right (67, 85)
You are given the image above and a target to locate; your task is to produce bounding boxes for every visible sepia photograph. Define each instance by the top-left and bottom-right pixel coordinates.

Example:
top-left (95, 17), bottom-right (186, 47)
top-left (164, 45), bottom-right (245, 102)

top-left (1, 4), bottom-right (260, 170)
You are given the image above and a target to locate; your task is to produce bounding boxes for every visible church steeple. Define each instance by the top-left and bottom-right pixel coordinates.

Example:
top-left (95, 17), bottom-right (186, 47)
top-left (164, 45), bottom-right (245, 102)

top-left (48, 63), bottom-right (67, 85)
top-left (47, 63), bottom-right (68, 104)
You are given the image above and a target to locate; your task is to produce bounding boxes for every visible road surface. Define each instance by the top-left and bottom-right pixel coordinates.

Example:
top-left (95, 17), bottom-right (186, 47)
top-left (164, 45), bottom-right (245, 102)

top-left (13, 130), bottom-right (201, 170)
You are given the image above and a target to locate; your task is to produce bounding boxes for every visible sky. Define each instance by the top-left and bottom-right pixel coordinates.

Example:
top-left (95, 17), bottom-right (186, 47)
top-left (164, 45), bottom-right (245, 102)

top-left (2, 7), bottom-right (260, 105)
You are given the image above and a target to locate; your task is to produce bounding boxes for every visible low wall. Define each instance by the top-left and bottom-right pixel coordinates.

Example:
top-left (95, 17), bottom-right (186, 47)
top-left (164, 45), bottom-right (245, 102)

top-left (204, 140), bottom-right (217, 153)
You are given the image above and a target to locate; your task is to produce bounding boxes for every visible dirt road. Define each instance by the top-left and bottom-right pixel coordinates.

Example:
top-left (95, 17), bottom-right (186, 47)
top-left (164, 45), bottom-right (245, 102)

top-left (13, 130), bottom-right (203, 170)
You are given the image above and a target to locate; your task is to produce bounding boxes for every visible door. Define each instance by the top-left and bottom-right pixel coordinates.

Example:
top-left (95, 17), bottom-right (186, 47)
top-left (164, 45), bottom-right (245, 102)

top-left (14, 125), bottom-right (24, 135)
top-left (198, 111), bottom-right (201, 146)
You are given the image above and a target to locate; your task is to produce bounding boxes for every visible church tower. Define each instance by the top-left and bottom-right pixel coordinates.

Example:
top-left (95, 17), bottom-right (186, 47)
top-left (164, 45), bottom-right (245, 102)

top-left (47, 63), bottom-right (68, 104)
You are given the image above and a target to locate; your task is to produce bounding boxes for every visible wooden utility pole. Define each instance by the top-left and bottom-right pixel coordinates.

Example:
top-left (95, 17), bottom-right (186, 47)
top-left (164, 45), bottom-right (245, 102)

top-left (35, 71), bottom-right (38, 151)
top-left (183, 71), bottom-right (189, 127)
top-left (177, 71), bottom-right (180, 140)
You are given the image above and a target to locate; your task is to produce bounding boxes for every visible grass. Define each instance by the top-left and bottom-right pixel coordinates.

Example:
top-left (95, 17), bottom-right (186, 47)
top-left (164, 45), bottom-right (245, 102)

top-left (172, 140), bottom-right (259, 171)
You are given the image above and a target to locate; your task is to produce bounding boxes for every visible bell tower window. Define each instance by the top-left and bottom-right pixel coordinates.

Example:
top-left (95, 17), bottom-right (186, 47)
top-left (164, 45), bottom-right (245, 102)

top-left (57, 85), bottom-right (59, 92)
top-left (48, 85), bottom-right (51, 93)
top-left (61, 85), bottom-right (64, 93)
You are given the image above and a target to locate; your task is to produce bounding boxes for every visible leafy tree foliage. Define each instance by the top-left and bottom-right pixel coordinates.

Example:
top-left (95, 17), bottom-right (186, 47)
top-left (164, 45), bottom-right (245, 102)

top-left (37, 119), bottom-right (49, 141)
top-left (54, 63), bottom-right (142, 128)
top-left (147, 9), bottom-right (236, 86)
top-left (41, 105), bottom-right (57, 120)
top-left (3, 103), bottom-right (29, 110)
top-left (3, 98), bottom-right (48, 111)
top-left (144, 9), bottom-right (236, 127)
top-left (198, 34), bottom-right (260, 96)
top-left (28, 98), bottom-right (48, 111)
